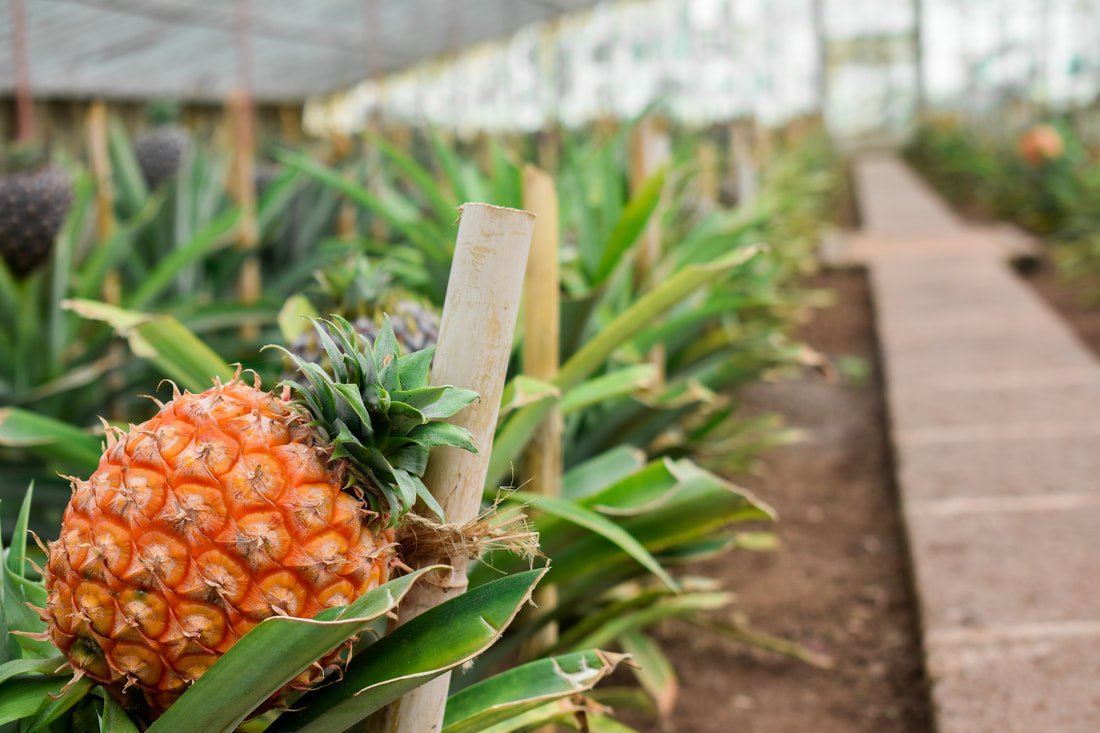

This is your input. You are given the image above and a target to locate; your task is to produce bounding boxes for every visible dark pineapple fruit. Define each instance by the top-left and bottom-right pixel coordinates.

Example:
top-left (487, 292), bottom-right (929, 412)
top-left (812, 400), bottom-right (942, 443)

top-left (134, 127), bottom-right (190, 190)
top-left (0, 160), bottom-right (74, 277)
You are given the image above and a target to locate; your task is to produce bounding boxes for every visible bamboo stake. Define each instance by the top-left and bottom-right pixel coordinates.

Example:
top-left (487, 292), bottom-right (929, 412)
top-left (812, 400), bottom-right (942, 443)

top-left (9, 0), bottom-right (35, 144)
top-left (87, 101), bottom-right (125, 419)
top-left (730, 120), bottom-right (758, 206)
top-left (331, 133), bottom-right (358, 242)
top-left (86, 102), bottom-right (116, 243)
top-left (228, 93), bottom-right (260, 339)
top-left (629, 117), bottom-right (669, 387)
top-left (518, 165), bottom-right (561, 660)
top-left (698, 138), bottom-right (719, 210)
top-left (367, 203), bottom-right (535, 733)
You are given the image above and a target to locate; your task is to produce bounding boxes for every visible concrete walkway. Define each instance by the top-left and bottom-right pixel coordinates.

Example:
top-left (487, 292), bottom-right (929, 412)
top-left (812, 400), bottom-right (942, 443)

top-left (850, 155), bottom-right (1100, 732)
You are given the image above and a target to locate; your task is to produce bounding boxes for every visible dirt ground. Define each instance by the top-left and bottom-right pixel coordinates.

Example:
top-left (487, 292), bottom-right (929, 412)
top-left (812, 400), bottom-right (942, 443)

top-left (630, 270), bottom-right (932, 733)
top-left (1020, 253), bottom-right (1100, 356)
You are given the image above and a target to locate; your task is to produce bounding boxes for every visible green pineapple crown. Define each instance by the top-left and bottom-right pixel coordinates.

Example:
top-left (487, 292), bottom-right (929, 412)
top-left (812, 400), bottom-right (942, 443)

top-left (267, 315), bottom-right (477, 526)
top-left (314, 254), bottom-right (393, 316)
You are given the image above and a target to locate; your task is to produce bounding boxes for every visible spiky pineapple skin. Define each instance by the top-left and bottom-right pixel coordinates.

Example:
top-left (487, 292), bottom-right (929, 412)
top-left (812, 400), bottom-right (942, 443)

top-left (134, 126), bottom-right (190, 190)
top-left (0, 166), bottom-right (73, 277)
top-left (43, 380), bottom-right (394, 712)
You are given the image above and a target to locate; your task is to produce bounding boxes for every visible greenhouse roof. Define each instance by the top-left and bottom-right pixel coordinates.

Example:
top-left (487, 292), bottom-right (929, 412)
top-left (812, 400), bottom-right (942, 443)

top-left (1, 0), bottom-right (601, 103)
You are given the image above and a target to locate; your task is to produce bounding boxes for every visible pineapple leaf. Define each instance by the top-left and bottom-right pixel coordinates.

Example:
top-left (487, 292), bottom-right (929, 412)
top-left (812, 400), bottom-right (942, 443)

top-left (275, 317), bottom-right (478, 523)
top-left (414, 478), bottom-right (446, 521)
top-left (619, 631), bottom-right (678, 719)
top-left (390, 443), bottom-right (430, 476)
top-left (94, 688), bottom-right (140, 733)
top-left (0, 656), bottom-right (66, 686)
top-left (414, 387), bottom-right (479, 419)
top-left (407, 423), bottom-right (478, 453)
top-left (504, 491), bottom-right (678, 593)
top-left (0, 677), bottom-right (71, 727)
top-left (330, 383), bottom-right (374, 436)
top-left (396, 347), bottom-right (434, 388)
top-left (24, 674), bottom-right (93, 733)
top-left (7, 482), bottom-right (34, 579)
top-left (147, 566), bottom-right (443, 733)
top-left (267, 568), bottom-right (548, 732)
top-left (391, 468), bottom-right (422, 517)
top-left (442, 650), bottom-right (630, 733)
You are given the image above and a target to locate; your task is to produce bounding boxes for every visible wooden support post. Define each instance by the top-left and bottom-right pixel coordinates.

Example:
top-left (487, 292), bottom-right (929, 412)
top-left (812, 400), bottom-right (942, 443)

top-left (629, 117), bottom-right (669, 387)
top-left (698, 138), bottom-right (719, 210)
top-left (9, 0), bottom-right (35, 144)
top-left (730, 120), bottom-right (758, 206)
top-left (232, 0), bottom-right (260, 339)
top-left (278, 103), bottom-right (302, 144)
top-left (88, 100), bottom-right (125, 418)
top-left (86, 101), bottom-right (116, 243)
top-left (519, 165), bottom-right (562, 659)
top-left (366, 203), bottom-right (535, 733)
top-left (228, 93), bottom-right (260, 339)
top-left (330, 133), bottom-right (358, 242)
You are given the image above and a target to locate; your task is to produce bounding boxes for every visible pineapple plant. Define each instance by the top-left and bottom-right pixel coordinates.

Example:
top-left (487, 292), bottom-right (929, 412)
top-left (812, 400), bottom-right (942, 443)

top-left (37, 315), bottom-right (478, 718)
top-left (134, 101), bottom-right (191, 190)
top-left (0, 147), bottom-right (73, 277)
top-left (287, 254), bottom-right (440, 362)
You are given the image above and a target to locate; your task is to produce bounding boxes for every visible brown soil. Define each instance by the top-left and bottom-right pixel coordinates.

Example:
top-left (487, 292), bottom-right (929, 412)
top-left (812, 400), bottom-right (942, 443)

top-left (633, 270), bottom-right (932, 733)
top-left (1019, 252), bottom-right (1100, 357)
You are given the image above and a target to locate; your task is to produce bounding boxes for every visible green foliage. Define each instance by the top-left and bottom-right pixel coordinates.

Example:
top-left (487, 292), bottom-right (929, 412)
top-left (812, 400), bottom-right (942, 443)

top-left (0, 115), bottom-right (843, 730)
top-left (269, 316), bottom-right (478, 523)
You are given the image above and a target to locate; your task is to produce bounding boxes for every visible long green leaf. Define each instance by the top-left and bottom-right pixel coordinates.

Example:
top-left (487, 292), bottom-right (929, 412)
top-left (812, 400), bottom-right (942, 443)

top-left (96, 689), bottom-right (141, 733)
top-left (373, 135), bottom-right (458, 224)
top-left (0, 408), bottom-right (101, 472)
top-left (148, 566), bottom-right (441, 733)
top-left (25, 675), bottom-right (92, 732)
top-left (64, 300), bottom-right (234, 392)
top-left (593, 166), bottom-right (666, 282)
top-left (471, 700), bottom-right (582, 733)
top-left (270, 568), bottom-right (547, 732)
top-left (506, 492), bottom-right (677, 592)
top-left (0, 657), bottom-right (65, 687)
top-left (561, 446), bottom-right (646, 501)
top-left (562, 592), bottom-right (731, 652)
top-left (619, 630), bottom-right (677, 718)
top-left (127, 208), bottom-right (240, 309)
top-left (442, 650), bottom-right (628, 733)
top-left (276, 149), bottom-right (448, 261)
top-left (559, 365), bottom-right (658, 416)
top-left (487, 248), bottom-right (760, 488)
top-left (0, 677), bottom-right (69, 726)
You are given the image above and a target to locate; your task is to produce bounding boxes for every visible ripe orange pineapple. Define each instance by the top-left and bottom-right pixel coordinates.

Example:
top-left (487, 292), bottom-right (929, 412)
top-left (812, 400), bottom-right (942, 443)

top-left (41, 317), bottom-right (476, 715)
top-left (1019, 124), bottom-right (1064, 166)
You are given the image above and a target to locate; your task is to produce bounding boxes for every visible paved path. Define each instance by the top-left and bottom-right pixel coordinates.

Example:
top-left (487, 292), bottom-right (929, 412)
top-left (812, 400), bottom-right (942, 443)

top-left (850, 154), bottom-right (1100, 733)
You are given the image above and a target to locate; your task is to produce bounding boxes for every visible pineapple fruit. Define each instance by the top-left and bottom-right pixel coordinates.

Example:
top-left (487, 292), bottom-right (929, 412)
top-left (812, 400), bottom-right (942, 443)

top-left (134, 126), bottom-right (190, 190)
top-left (40, 317), bottom-right (476, 716)
top-left (1019, 124), bottom-right (1064, 166)
top-left (0, 163), bottom-right (73, 277)
top-left (290, 255), bottom-right (439, 362)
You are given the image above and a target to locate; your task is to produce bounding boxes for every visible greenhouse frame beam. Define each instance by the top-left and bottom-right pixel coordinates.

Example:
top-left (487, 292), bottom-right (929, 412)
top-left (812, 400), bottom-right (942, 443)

top-left (0, 0), bottom-right (602, 103)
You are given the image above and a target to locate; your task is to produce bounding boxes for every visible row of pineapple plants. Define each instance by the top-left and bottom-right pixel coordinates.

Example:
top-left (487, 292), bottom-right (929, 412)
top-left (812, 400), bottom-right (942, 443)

top-left (0, 112), bottom-right (841, 730)
top-left (906, 114), bottom-right (1100, 287)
